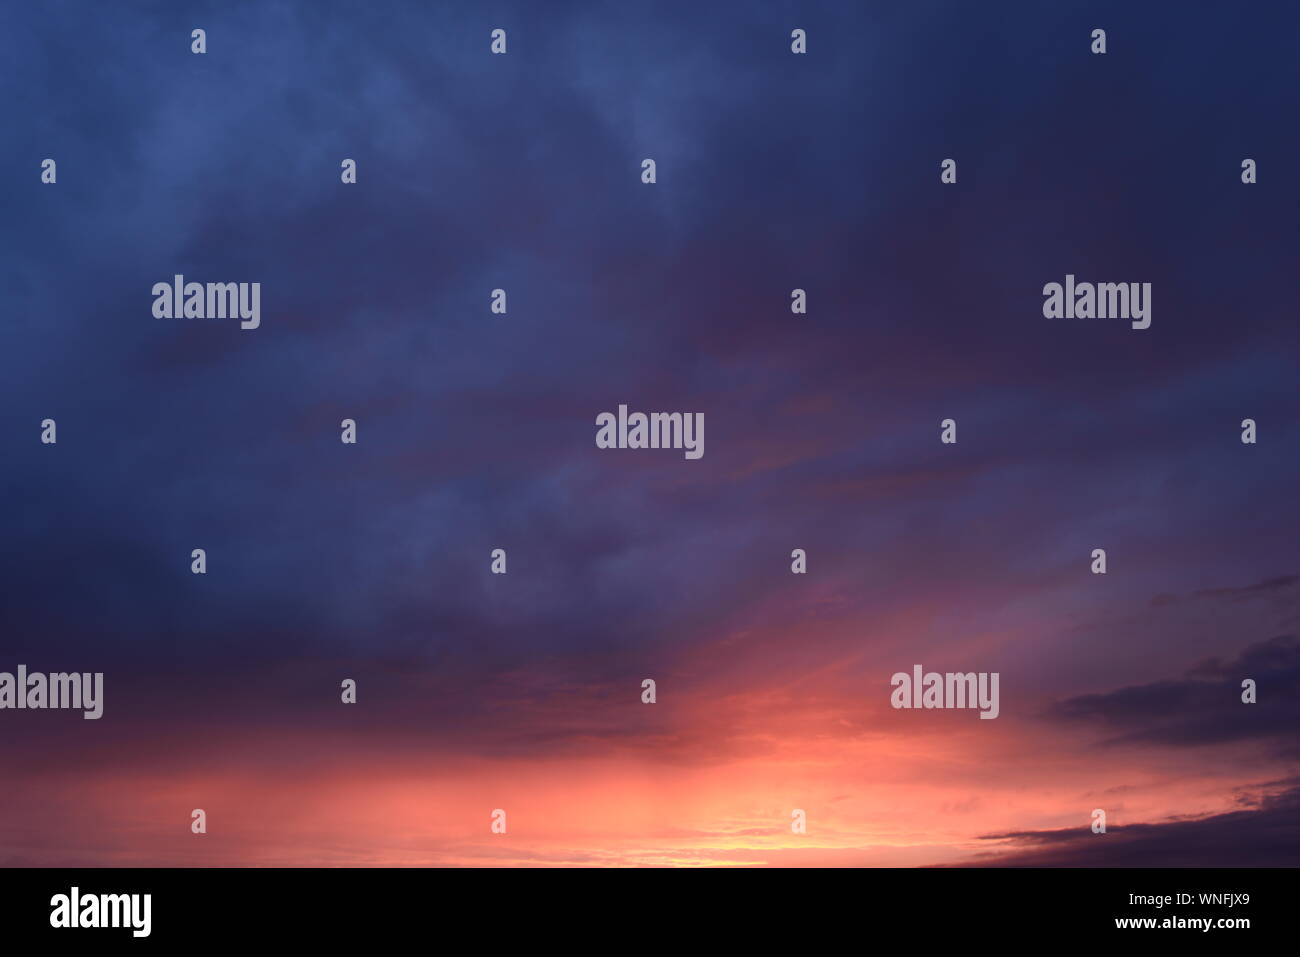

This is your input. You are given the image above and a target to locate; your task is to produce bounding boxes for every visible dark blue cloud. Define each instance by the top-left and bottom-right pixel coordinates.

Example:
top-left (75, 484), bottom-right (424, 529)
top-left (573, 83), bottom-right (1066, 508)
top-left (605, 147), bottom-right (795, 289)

top-left (964, 780), bottom-right (1300, 867)
top-left (1, 0), bottom-right (1297, 702)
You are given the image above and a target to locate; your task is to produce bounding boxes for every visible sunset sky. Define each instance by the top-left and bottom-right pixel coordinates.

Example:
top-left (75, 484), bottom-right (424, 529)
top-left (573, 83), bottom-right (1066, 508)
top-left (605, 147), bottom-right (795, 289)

top-left (2, 1), bottom-right (1298, 867)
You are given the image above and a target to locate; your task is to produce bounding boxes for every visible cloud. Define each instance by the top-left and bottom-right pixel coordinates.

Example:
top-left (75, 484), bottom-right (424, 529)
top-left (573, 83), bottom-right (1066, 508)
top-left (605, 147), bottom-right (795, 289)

top-left (960, 782), bottom-right (1300, 867)
top-left (1048, 634), bottom-right (1300, 756)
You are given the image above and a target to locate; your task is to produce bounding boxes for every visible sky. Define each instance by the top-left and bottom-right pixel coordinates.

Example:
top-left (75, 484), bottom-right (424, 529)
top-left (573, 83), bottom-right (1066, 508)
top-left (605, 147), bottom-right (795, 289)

top-left (1, 0), bottom-right (1298, 867)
